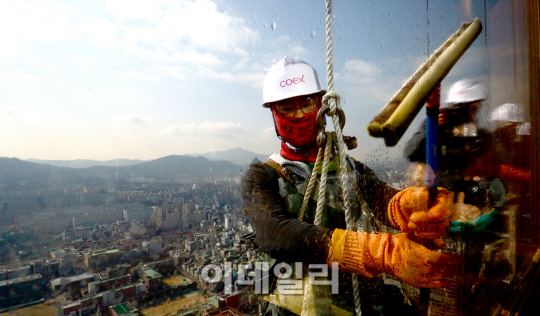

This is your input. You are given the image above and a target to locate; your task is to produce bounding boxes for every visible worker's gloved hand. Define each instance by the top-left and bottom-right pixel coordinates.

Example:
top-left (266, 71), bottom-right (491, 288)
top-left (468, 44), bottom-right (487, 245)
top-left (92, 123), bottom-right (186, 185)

top-left (450, 192), bottom-right (482, 222)
top-left (327, 229), bottom-right (465, 288)
top-left (389, 187), bottom-right (454, 239)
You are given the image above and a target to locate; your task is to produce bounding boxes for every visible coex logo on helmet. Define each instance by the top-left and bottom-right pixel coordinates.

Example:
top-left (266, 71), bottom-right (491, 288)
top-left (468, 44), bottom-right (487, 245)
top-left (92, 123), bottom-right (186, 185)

top-left (280, 75), bottom-right (305, 87)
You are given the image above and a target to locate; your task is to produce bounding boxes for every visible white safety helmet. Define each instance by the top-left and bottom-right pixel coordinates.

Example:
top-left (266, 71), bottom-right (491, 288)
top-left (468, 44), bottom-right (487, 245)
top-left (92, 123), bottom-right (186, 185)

top-left (262, 57), bottom-right (326, 107)
top-left (491, 103), bottom-right (530, 135)
top-left (491, 103), bottom-right (525, 123)
top-left (445, 79), bottom-right (487, 105)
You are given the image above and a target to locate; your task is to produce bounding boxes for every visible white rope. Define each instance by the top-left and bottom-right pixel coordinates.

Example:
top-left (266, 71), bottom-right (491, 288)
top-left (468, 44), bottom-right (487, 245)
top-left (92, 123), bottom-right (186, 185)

top-left (299, 1), bottom-right (362, 314)
top-left (324, 0), bottom-right (362, 314)
top-left (300, 134), bottom-right (332, 316)
top-left (315, 132), bottom-right (333, 226)
top-left (298, 146), bottom-right (324, 221)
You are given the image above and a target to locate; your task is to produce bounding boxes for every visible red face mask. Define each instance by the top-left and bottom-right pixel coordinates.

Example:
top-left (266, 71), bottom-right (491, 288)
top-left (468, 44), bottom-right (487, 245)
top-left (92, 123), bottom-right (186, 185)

top-left (272, 104), bottom-right (320, 163)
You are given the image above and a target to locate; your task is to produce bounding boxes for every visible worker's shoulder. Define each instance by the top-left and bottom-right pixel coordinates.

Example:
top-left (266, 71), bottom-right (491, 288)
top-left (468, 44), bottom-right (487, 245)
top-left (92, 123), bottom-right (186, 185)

top-left (243, 161), bottom-right (279, 181)
top-left (351, 158), bottom-right (377, 178)
top-left (350, 157), bottom-right (366, 172)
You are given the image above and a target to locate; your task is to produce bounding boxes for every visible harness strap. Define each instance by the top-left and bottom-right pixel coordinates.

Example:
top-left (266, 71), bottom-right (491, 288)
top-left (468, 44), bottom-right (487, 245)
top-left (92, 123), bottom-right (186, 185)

top-left (264, 159), bottom-right (293, 184)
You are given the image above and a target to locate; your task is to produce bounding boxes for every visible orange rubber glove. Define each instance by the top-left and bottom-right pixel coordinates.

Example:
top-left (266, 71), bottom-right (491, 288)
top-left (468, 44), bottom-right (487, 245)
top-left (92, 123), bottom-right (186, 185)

top-left (388, 187), bottom-right (454, 239)
top-left (327, 229), bottom-right (465, 288)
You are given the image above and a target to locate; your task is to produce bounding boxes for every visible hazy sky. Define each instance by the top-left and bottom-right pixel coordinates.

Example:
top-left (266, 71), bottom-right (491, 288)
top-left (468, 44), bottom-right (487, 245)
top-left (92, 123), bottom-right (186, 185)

top-left (0, 0), bottom-right (492, 162)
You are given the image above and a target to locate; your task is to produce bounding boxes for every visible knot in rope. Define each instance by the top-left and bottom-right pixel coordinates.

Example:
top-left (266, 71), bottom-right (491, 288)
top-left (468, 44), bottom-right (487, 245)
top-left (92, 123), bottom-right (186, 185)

top-left (322, 91), bottom-right (340, 116)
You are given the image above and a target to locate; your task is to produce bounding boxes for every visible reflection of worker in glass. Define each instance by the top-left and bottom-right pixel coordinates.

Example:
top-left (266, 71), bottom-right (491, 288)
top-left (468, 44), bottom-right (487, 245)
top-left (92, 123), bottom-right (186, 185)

top-left (403, 79), bottom-right (510, 211)
top-left (491, 103), bottom-right (531, 182)
top-left (241, 57), bottom-right (465, 314)
top-left (404, 79), bottom-right (517, 312)
top-left (405, 79), bottom-right (492, 178)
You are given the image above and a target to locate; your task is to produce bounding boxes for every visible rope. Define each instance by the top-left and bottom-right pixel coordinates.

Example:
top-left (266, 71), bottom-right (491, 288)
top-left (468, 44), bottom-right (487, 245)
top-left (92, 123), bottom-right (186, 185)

top-left (325, 0), bottom-right (335, 95)
top-left (299, 1), bottom-right (362, 314)
top-left (298, 146), bottom-right (324, 221)
top-left (300, 134), bottom-right (332, 316)
top-left (324, 0), bottom-right (362, 314)
top-left (315, 132), bottom-right (333, 226)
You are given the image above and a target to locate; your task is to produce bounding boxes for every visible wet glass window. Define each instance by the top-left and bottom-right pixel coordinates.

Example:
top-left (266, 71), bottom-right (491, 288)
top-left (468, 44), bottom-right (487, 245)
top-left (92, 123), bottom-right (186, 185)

top-left (0, 1), bottom-right (538, 315)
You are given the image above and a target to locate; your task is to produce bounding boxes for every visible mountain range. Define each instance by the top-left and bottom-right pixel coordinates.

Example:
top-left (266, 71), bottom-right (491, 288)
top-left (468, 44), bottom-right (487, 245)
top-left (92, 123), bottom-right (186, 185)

top-left (1, 148), bottom-right (407, 187)
top-left (187, 147), bottom-right (269, 166)
top-left (0, 148), bottom-right (269, 185)
top-left (26, 148), bottom-right (269, 169)
top-left (26, 158), bottom-right (146, 169)
top-left (0, 155), bottom-right (241, 185)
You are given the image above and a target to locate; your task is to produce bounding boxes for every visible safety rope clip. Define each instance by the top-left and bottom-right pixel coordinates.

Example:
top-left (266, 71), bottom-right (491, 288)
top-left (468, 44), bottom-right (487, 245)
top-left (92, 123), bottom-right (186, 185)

top-left (316, 104), bottom-right (345, 147)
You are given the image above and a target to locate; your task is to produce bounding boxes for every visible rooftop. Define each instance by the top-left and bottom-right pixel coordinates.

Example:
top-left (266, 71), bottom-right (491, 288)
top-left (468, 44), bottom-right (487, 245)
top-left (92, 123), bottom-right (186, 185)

top-left (0, 274), bottom-right (42, 286)
top-left (142, 268), bottom-right (162, 279)
top-left (110, 303), bottom-right (137, 315)
top-left (51, 272), bottom-right (95, 286)
top-left (90, 249), bottom-right (120, 256)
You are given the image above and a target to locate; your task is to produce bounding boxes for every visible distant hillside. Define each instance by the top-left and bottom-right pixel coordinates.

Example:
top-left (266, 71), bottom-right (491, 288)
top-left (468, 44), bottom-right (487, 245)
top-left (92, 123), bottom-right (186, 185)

top-left (188, 147), bottom-right (269, 165)
top-left (110, 155), bottom-right (241, 180)
top-left (0, 155), bottom-right (242, 185)
top-left (26, 158), bottom-right (147, 169)
top-left (0, 157), bottom-right (74, 185)
top-left (25, 147), bottom-right (268, 168)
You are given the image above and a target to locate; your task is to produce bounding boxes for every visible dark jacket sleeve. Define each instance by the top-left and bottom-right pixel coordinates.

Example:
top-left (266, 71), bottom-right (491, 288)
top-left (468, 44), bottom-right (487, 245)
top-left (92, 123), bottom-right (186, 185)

top-left (404, 118), bottom-right (428, 163)
top-left (241, 162), bottom-right (333, 264)
top-left (354, 160), bottom-right (400, 227)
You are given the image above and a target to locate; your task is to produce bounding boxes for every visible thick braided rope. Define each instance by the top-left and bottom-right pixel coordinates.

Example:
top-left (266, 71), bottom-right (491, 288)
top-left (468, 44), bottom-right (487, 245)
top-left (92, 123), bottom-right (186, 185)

top-left (314, 132), bottom-right (333, 226)
top-left (300, 279), bottom-right (317, 316)
top-left (325, 0), bottom-right (335, 95)
top-left (330, 114), bottom-right (354, 230)
top-left (328, 94), bottom-right (363, 316)
top-left (325, 0), bottom-right (362, 314)
top-left (301, 134), bottom-right (333, 316)
top-left (298, 146), bottom-right (324, 221)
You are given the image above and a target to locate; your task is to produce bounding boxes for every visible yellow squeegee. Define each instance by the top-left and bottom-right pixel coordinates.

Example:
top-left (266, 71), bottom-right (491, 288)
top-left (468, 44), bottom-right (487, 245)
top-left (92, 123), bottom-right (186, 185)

top-left (367, 18), bottom-right (482, 146)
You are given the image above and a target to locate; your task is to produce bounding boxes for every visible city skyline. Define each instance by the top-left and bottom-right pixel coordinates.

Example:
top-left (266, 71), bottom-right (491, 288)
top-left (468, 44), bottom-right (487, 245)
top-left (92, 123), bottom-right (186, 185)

top-left (0, 173), bottom-right (253, 314)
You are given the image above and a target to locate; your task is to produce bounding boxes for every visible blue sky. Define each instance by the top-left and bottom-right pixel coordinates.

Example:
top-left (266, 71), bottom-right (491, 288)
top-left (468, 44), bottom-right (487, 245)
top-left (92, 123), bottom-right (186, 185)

top-left (0, 0), bottom-right (491, 162)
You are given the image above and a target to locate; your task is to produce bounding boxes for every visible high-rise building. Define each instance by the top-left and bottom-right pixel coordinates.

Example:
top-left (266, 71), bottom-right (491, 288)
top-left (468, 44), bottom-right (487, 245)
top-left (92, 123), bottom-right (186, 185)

top-left (130, 221), bottom-right (147, 235)
top-left (148, 205), bottom-right (182, 230)
top-left (0, 274), bottom-right (44, 308)
top-left (224, 215), bottom-right (232, 230)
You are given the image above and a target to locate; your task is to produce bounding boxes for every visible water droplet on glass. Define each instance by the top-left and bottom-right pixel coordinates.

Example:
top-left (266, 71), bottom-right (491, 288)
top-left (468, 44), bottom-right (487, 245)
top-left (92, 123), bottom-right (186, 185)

top-left (311, 30), bottom-right (316, 37)
top-left (271, 21), bottom-right (276, 31)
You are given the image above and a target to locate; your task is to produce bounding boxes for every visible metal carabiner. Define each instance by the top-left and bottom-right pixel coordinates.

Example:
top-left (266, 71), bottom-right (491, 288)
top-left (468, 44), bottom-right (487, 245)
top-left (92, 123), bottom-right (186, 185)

top-left (316, 105), bottom-right (346, 147)
top-left (334, 108), bottom-right (346, 130)
top-left (316, 105), bottom-right (330, 147)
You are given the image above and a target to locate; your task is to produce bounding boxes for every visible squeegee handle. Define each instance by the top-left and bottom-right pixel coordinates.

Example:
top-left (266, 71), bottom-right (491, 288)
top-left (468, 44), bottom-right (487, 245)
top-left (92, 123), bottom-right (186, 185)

top-left (426, 85), bottom-right (440, 194)
top-left (419, 85), bottom-right (440, 315)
